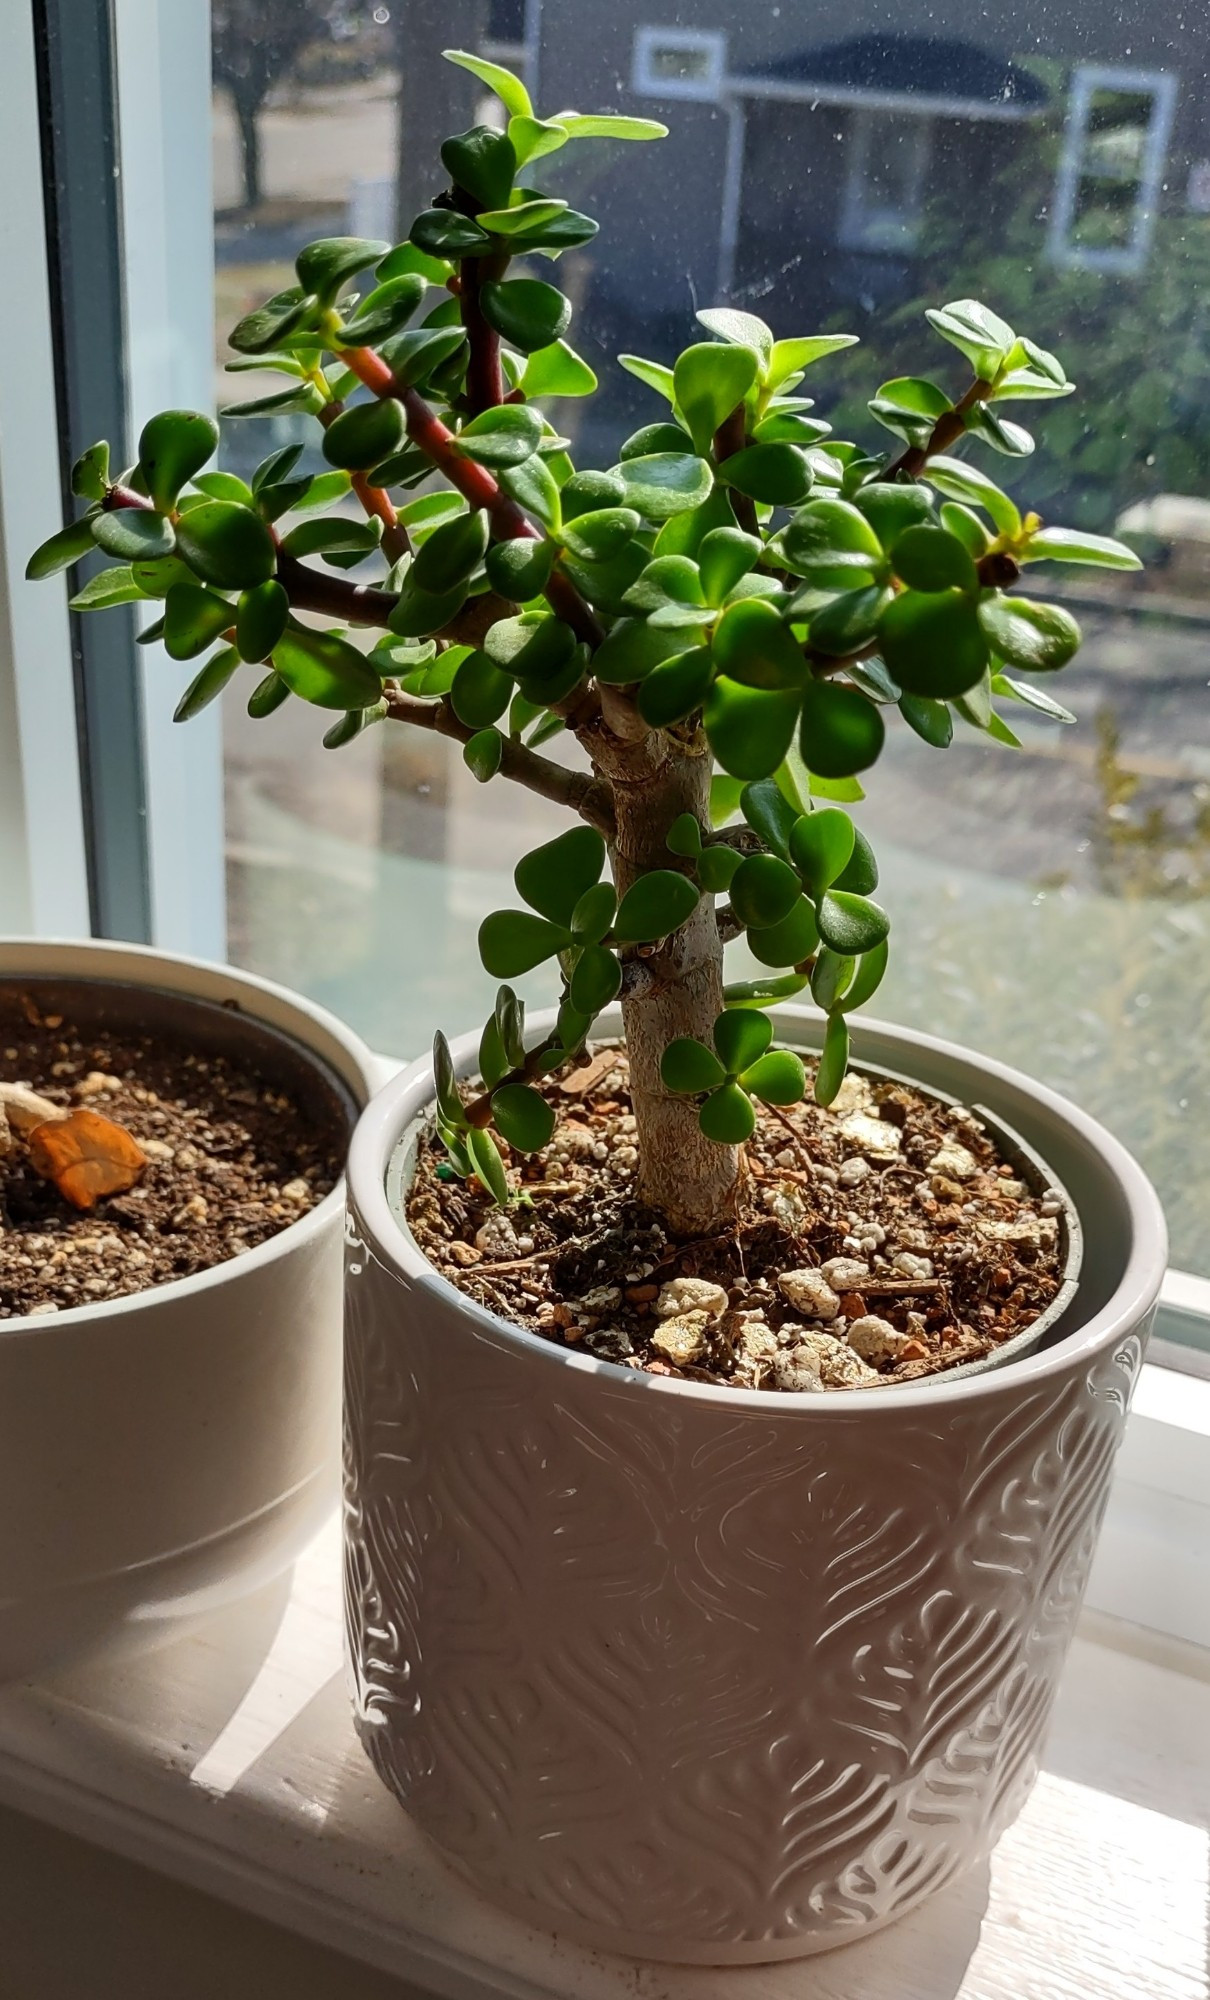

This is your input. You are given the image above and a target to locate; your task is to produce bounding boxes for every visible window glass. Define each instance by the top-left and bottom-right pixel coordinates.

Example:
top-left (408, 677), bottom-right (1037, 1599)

top-left (213, 6), bottom-right (1210, 1273)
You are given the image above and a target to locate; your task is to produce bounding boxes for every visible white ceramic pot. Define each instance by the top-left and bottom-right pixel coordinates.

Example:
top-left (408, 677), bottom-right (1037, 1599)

top-left (343, 1006), bottom-right (1166, 1964)
top-left (0, 937), bottom-right (377, 1681)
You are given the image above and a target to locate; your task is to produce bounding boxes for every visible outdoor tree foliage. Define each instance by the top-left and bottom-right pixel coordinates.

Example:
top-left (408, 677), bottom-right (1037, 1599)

top-left (31, 50), bottom-right (1140, 1234)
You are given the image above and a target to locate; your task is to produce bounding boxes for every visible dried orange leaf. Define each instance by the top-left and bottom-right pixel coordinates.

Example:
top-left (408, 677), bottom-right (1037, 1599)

top-left (27, 1109), bottom-right (148, 1211)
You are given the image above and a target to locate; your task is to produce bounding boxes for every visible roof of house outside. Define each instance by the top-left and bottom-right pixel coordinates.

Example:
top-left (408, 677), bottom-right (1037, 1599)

top-left (742, 33), bottom-right (1051, 109)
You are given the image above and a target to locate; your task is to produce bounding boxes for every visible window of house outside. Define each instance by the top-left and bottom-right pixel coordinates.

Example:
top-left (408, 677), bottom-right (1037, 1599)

top-left (206, 5), bottom-right (1210, 1299)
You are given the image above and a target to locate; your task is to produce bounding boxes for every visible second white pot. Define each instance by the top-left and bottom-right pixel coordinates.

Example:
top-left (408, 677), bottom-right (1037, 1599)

top-left (0, 937), bottom-right (377, 1682)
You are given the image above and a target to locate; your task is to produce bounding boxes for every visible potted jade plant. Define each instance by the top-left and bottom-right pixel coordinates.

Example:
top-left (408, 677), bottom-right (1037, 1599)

top-left (39, 49), bottom-right (1167, 1961)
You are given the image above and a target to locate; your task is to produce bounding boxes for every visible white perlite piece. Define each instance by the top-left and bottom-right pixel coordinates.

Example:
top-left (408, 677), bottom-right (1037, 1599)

top-left (837, 1155), bottom-right (873, 1187)
top-left (772, 1347), bottom-right (823, 1393)
top-left (820, 1255), bottom-right (870, 1291)
top-left (927, 1140), bottom-right (978, 1180)
top-left (777, 1267), bottom-right (841, 1321)
top-left (840, 1112), bottom-right (901, 1160)
top-left (655, 1276), bottom-right (729, 1320)
top-left (892, 1251), bottom-right (934, 1281)
top-left (846, 1315), bottom-right (910, 1365)
top-left (778, 1329), bottom-right (877, 1388)
top-left (977, 1215), bottom-right (1057, 1247)
top-left (651, 1312), bottom-right (712, 1366)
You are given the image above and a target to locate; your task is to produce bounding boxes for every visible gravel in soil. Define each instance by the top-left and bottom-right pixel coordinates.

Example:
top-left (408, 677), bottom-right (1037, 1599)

top-left (406, 1047), bottom-right (1067, 1391)
top-left (0, 996), bottom-right (343, 1318)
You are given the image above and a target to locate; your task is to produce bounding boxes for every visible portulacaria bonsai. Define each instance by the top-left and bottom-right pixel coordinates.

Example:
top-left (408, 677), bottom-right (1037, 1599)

top-left (30, 51), bottom-right (1140, 1235)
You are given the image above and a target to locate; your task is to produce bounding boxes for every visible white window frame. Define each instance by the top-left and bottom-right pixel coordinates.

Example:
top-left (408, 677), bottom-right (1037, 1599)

top-left (632, 26), bottom-right (727, 104)
top-left (0, 1), bottom-right (91, 937)
top-left (1049, 64), bottom-right (1178, 276)
top-left (838, 108), bottom-right (933, 254)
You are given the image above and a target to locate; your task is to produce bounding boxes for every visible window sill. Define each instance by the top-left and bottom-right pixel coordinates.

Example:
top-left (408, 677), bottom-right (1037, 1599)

top-left (0, 1351), bottom-right (1206, 1999)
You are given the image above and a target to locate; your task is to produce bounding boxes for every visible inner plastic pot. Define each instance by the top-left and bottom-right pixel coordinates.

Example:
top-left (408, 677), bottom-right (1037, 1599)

top-left (388, 1023), bottom-right (1084, 1387)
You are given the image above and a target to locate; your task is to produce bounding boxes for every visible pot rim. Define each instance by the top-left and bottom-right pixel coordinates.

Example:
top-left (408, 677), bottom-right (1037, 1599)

top-left (0, 935), bottom-right (376, 1340)
top-left (349, 1004), bottom-right (1168, 1414)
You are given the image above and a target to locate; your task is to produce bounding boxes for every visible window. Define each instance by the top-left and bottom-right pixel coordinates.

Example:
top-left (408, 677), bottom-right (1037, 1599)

top-left (9, 5), bottom-right (1210, 1359)
top-left (1050, 66), bottom-right (1179, 274)
top-left (838, 111), bottom-right (932, 253)
top-left (632, 27), bottom-right (727, 103)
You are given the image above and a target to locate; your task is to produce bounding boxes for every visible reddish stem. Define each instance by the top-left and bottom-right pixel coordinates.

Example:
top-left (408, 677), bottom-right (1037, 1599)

top-left (459, 255), bottom-right (506, 416)
top-left (342, 345), bottom-right (603, 647)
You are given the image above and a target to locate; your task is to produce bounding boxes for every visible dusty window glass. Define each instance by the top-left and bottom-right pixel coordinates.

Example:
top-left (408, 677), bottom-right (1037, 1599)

top-left (213, 4), bottom-right (1210, 1272)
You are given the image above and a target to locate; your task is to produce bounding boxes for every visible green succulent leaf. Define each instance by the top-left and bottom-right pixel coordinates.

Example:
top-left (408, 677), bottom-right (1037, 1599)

top-left (480, 279), bottom-right (572, 354)
top-left (173, 645), bottom-right (241, 722)
top-left (443, 47), bottom-right (532, 117)
top-left (925, 298), bottom-right (1016, 379)
top-left (467, 1124), bottom-right (510, 1206)
top-left (515, 825), bottom-right (606, 925)
top-left (479, 908), bottom-right (568, 977)
top-left (878, 589), bottom-right (989, 698)
top-left (557, 111), bottom-right (668, 142)
top-left (697, 1082), bottom-right (755, 1145)
top-left (788, 808), bottom-right (856, 900)
top-left (463, 728), bottom-right (504, 781)
top-left (138, 410), bottom-right (219, 511)
top-left (892, 524), bottom-right (979, 594)
top-left (698, 846), bottom-right (741, 893)
top-left (840, 937), bottom-right (889, 1014)
top-left (280, 517), bottom-right (381, 560)
top-left (698, 527), bottom-right (762, 607)
top-left (451, 649), bottom-right (512, 728)
top-left (816, 890), bottom-right (890, 957)
top-left (869, 375), bottom-right (952, 449)
top-left (660, 1038), bottom-right (727, 1094)
top-left (695, 307), bottom-right (774, 371)
top-left (739, 776), bottom-right (799, 858)
top-left (977, 595), bottom-right (1081, 672)
top-left (560, 507), bottom-right (642, 563)
top-left (71, 441), bottom-right (110, 503)
top-left (1023, 526), bottom-right (1142, 571)
top-left (729, 853), bottom-right (801, 930)
top-left (713, 1007), bottom-right (772, 1076)
top-left (899, 693), bottom-right (954, 747)
top-left (719, 441), bottom-right (813, 506)
top-left (814, 1010), bottom-right (851, 1106)
top-left (267, 626), bottom-right (382, 710)
top-left (723, 971), bottom-right (810, 1006)
top-left (636, 645), bottom-right (714, 728)
top-left (807, 584), bottom-right (892, 657)
top-left (412, 509), bottom-right (490, 593)
top-left (923, 455), bottom-right (1021, 537)
top-left (485, 612), bottom-right (578, 685)
top-left (389, 575), bottom-right (469, 638)
top-left (614, 452), bottom-right (714, 523)
top-left (68, 564), bottom-right (146, 609)
top-left (747, 896), bottom-right (819, 968)
top-left (337, 274), bottom-right (427, 345)
top-left (964, 403), bottom-right (1034, 457)
top-left (499, 453), bottom-right (563, 533)
top-left (799, 679), bottom-right (886, 777)
top-left (222, 382), bottom-right (326, 421)
top-left (704, 680), bottom-right (801, 780)
top-left (247, 670), bottom-right (291, 718)
top-left (25, 515), bottom-right (100, 580)
top-left (782, 497), bottom-right (884, 588)
top-left (485, 536), bottom-right (556, 600)
top-left (767, 334), bottom-right (857, 388)
top-left (853, 482), bottom-right (936, 549)
top-left (93, 509), bottom-right (176, 562)
top-left (296, 236), bottom-right (388, 304)
top-left (569, 941), bottom-right (623, 1013)
top-left (441, 125), bottom-right (517, 209)
top-left (455, 404), bottom-right (544, 470)
top-left (411, 207), bottom-right (491, 258)
top-left (322, 398), bottom-right (406, 471)
top-left (228, 286), bottom-right (317, 356)
top-left (673, 342), bottom-right (759, 457)
top-left (617, 354), bottom-right (677, 404)
top-left (741, 1049), bottom-right (806, 1105)
top-left (520, 339), bottom-right (598, 398)
top-left (571, 882), bottom-right (618, 942)
top-left (712, 597), bottom-right (805, 691)
top-left (162, 582), bottom-right (233, 662)
top-left (491, 1083), bottom-right (555, 1154)
top-left (811, 946), bottom-right (854, 1013)
top-left (612, 869), bottom-right (699, 945)
top-left (992, 672), bottom-right (1077, 724)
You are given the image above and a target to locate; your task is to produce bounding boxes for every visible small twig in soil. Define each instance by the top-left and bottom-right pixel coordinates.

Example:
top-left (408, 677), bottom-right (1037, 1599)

top-left (765, 1102), bottom-right (816, 1176)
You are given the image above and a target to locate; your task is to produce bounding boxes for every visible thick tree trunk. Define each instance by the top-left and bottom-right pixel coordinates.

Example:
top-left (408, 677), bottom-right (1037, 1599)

top-left (235, 96), bottom-right (263, 211)
top-left (611, 735), bottom-right (739, 1236)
